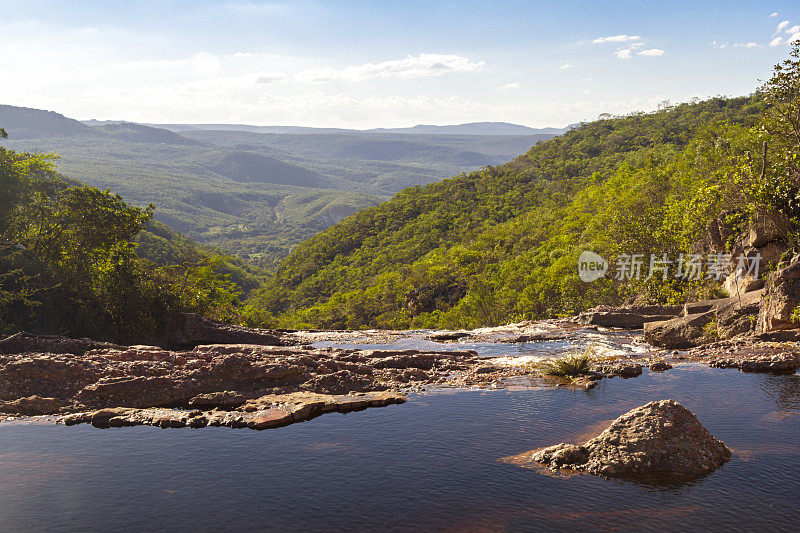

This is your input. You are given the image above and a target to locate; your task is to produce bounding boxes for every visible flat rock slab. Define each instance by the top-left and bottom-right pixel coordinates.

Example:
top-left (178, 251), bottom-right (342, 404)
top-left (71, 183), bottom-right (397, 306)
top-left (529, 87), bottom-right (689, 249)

top-left (517, 400), bottom-right (731, 482)
top-left (60, 391), bottom-right (406, 431)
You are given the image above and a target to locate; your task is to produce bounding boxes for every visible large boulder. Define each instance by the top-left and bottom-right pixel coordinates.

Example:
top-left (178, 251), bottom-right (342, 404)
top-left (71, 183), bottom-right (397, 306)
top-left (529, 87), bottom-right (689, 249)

top-left (575, 305), bottom-right (682, 329)
top-left (646, 290), bottom-right (764, 348)
top-left (757, 259), bottom-right (800, 333)
top-left (715, 290), bottom-right (763, 338)
top-left (644, 311), bottom-right (715, 349)
top-left (531, 400), bottom-right (731, 481)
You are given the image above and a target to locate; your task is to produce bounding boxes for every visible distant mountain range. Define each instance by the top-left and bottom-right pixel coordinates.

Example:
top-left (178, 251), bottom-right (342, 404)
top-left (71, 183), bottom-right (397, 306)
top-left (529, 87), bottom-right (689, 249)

top-left (83, 119), bottom-right (571, 136)
top-left (0, 104), bottom-right (564, 266)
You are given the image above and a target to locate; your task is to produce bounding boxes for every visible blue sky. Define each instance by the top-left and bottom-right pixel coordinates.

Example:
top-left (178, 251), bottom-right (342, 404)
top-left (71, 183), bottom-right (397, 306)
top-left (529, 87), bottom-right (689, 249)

top-left (2, 0), bottom-right (799, 128)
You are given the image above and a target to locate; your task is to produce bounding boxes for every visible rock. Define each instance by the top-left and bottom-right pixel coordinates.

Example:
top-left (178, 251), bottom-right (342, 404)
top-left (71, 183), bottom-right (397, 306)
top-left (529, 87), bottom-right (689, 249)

top-left (715, 290), bottom-right (763, 338)
top-left (757, 260), bottom-right (800, 333)
top-left (722, 271), bottom-right (764, 297)
top-left (188, 391), bottom-right (247, 409)
top-left (744, 210), bottom-right (790, 249)
top-left (0, 395), bottom-right (61, 415)
top-left (0, 354), bottom-right (102, 400)
top-left (569, 376), bottom-right (599, 389)
top-left (753, 329), bottom-right (800, 341)
top-left (161, 313), bottom-right (291, 348)
top-left (75, 376), bottom-right (188, 409)
top-left (644, 311), bottom-right (716, 349)
top-left (60, 391), bottom-right (407, 431)
top-left (592, 362), bottom-right (643, 378)
top-left (649, 361), bottom-right (672, 372)
top-left (0, 332), bottom-right (125, 356)
top-left (428, 332), bottom-right (469, 341)
top-left (499, 333), bottom-right (567, 343)
top-left (249, 408), bottom-right (293, 429)
top-left (708, 353), bottom-right (799, 373)
top-left (531, 400), bottom-right (731, 481)
top-left (575, 305), bottom-right (682, 329)
top-left (677, 291), bottom-right (764, 341)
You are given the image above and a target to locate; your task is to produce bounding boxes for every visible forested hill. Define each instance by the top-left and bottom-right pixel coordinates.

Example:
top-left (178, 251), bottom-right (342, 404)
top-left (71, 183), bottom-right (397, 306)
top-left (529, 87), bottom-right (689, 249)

top-left (247, 95), bottom-right (768, 329)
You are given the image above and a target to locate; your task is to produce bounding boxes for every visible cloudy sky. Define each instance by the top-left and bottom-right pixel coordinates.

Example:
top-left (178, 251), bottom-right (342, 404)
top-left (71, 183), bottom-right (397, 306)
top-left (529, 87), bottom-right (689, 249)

top-left (3, 0), bottom-right (800, 128)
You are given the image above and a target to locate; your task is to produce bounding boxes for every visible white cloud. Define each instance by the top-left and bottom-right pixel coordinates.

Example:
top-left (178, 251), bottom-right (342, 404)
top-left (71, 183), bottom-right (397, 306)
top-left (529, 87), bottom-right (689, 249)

top-left (637, 48), bottom-right (665, 56)
top-left (560, 63), bottom-right (573, 70)
top-left (295, 53), bottom-right (484, 83)
top-left (613, 49), bottom-right (632, 59)
top-left (770, 12), bottom-right (779, 18)
top-left (256, 71), bottom-right (288, 84)
top-left (770, 37), bottom-right (783, 47)
top-left (777, 20), bottom-right (791, 32)
top-left (593, 34), bottom-right (641, 43)
top-left (734, 42), bottom-right (760, 48)
top-left (499, 82), bottom-right (521, 90)
top-left (789, 33), bottom-right (800, 44)
top-left (787, 25), bottom-right (800, 34)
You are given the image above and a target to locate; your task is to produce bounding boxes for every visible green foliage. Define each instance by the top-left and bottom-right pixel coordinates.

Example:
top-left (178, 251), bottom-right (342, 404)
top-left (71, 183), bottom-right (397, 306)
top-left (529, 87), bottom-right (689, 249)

top-left (1, 105), bottom-right (551, 267)
top-left (0, 144), bottom-right (254, 341)
top-left (702, 319), bottom-right (719, 340)
top-left (540, 348), bottom-right (595, 377)
top-left (757, 42), bottom-right (800, 222)
top-left (247, 95), bottom-right (766, 329)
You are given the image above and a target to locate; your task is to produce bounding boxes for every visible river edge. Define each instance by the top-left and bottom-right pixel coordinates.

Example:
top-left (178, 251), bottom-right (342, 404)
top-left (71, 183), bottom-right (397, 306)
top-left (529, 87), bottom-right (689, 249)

top-left (1, 319), bottom-right (798, 430)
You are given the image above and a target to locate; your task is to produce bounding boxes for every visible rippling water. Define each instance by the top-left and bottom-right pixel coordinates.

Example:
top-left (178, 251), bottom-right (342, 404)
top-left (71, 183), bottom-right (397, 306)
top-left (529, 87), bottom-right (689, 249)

top-left (1, 335), bottom-right (799, 532)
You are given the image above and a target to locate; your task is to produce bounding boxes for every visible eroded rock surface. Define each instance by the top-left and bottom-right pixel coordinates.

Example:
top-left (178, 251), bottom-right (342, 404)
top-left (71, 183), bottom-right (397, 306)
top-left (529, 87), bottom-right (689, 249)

top-left (530, 400), bottom-right (731, 481)
top-left (61, 391), bottom-right (406, 430)
top-left (0, 340), bottom-right (485, 418)
top-left (688, 339), bottom-right (800, 373)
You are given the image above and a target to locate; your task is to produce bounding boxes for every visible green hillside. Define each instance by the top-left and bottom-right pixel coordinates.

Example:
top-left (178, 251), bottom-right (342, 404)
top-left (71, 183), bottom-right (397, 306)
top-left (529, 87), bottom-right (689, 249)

top-left (0, 107), bottom-right (555, 267)
top-left (0, 145), bottom-right (256, 341)
top-left (247, 94), bottom-right (774, 329)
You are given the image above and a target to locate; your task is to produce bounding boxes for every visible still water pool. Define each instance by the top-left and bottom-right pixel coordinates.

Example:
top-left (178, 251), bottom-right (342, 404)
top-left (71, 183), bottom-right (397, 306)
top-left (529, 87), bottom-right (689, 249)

top-left (0, 363), bottom-right (798, 532)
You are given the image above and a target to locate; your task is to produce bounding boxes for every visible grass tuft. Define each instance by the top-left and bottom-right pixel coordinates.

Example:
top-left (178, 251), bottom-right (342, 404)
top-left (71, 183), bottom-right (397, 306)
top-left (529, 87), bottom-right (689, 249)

top-left (541, 347), bottom-right (595, 377)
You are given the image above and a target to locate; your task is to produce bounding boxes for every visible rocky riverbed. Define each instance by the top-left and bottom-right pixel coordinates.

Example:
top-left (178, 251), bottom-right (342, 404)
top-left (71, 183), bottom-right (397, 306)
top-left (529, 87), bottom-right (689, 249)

top-left (1, 313), bottom-right (799, 431)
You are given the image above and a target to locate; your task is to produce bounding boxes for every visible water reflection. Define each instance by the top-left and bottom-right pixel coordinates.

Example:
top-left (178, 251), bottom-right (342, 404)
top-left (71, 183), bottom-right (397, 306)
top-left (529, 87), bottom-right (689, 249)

top-left (0, 366), bottom-right (798, 531)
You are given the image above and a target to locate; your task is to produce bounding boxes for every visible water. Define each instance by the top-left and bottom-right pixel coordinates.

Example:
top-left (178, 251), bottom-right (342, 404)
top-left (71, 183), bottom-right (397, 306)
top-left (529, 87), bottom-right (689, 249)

top-left (311, 327), bottom-right (648, 361)
top-left (1, 364), bottom-right (799, 532)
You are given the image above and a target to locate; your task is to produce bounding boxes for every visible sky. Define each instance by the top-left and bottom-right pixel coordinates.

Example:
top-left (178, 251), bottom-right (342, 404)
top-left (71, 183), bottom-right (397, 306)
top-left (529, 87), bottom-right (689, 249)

top-left (2, 0), bottom-right (800, 129)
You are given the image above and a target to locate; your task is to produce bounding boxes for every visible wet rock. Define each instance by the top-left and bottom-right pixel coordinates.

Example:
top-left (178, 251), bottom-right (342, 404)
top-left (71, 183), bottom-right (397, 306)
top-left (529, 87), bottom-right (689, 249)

top-left (569, 376), bottom-right (599, 389)
top-left (649, 361), bottom-right (672, 372)
top-left (531, 400), bottom-right (731, 481)
top-left (644, 311), bottom-right (715, 349)
top-left (592, 362), bottom-right (642, 378)
top-left (708, 353), bottom-right (799, 373)
top-left (0, 395), bottom-right (61, 415)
